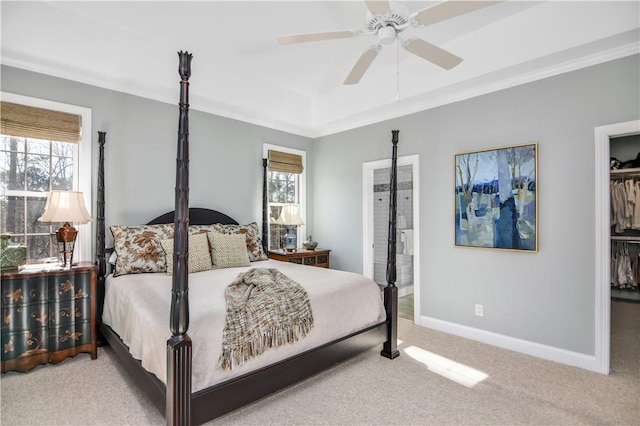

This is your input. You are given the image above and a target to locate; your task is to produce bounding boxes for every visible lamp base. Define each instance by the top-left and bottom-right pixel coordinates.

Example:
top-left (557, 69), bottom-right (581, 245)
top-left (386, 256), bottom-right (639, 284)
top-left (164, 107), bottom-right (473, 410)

top-left (283, 226), bottom-right (297, 252)
top-left (56, 222), bottom-right (78, 269)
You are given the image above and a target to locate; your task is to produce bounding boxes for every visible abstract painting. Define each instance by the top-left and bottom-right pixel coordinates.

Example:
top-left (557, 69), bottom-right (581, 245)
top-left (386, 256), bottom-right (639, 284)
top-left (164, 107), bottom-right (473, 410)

top-left (455, 143), bottom-right (537, 251)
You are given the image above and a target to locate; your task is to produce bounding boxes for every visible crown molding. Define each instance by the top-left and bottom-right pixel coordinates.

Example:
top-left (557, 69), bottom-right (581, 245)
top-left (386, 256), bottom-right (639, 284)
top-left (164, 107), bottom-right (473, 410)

top-left (3, 42), bottom-right (638, 140)
top-left (310, 42), bottom-right (640, 138)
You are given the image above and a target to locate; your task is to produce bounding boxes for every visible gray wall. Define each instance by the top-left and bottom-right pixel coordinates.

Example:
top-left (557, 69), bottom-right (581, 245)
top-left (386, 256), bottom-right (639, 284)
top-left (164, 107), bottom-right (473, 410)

top-left (1, 65), bottom-right (314, 248)
top-left (2, 55), bottom-right (639, 357)
top-left (313, 55), bottom-right (639, 355)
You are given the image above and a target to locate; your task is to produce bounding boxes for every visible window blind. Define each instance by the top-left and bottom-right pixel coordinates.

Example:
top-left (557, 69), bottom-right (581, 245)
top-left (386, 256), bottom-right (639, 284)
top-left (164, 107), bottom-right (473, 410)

top-left (0, 101), bottom-right (81, 143)
top-left (268, 150), bottom-right (303, 174)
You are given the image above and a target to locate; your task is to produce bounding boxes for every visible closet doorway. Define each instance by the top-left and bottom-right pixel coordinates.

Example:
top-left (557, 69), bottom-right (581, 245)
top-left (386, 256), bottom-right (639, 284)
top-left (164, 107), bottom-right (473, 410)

top-left (610, 134), bottom-right (640, 301)
top-left (363, 155), bottom-right (420, 323)
top-left (595, 120), bottom-right (640, 375)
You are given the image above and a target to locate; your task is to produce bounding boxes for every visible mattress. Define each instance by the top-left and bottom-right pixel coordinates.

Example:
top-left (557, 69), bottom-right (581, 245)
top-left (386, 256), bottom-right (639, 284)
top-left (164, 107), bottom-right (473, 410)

top-left (102, 259), bottom-right (386, 392)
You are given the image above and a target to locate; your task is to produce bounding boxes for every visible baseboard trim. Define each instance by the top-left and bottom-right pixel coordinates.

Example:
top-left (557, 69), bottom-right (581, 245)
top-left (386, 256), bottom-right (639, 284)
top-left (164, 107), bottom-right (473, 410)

top-left (420, 315), bottom-right (601, 373)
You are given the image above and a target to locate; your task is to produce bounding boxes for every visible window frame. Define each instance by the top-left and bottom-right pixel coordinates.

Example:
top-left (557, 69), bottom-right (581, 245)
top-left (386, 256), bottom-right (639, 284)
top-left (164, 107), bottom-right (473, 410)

top-left (263, 143), bottom-right (306, 251)
top-left (1, 92), bottom-right (92, 263)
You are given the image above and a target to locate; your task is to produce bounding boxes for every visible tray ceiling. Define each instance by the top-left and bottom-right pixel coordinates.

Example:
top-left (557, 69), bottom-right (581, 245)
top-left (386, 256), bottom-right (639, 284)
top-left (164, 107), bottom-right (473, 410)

top-left (1, 1), bottom-right (638, 137)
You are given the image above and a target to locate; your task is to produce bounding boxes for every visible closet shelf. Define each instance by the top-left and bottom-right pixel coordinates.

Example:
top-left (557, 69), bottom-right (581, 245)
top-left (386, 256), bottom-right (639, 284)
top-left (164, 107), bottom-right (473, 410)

top-left (611, 235), bottom-right (640, 242)
top-left (611, 167), bottom-right (640, 176)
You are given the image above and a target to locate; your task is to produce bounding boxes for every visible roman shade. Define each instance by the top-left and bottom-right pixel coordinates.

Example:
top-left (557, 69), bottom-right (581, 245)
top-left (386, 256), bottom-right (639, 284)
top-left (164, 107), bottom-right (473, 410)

top-left (268, 149), bottom-right (303, 174)
top-left (0, 101), bottom-right (81, 143)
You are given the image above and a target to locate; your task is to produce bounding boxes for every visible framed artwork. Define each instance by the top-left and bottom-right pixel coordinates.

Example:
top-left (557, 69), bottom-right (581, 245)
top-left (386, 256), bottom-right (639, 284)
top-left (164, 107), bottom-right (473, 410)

top-left (455, 143), bottom-right (538, 251)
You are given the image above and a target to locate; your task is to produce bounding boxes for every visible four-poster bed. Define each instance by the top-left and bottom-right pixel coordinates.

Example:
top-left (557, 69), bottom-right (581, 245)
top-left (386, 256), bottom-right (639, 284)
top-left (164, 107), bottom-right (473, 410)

top-left (96, 51), bottom-right (399, 425)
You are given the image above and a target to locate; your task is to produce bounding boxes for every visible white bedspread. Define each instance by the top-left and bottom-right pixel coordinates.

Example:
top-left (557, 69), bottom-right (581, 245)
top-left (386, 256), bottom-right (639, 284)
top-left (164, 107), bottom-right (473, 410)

top-left (102, 259), bottom-right (386, 392)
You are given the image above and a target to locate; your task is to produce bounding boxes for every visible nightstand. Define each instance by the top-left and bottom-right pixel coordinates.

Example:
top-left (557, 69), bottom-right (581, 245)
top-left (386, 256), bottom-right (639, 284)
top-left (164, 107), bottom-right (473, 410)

top-left (268, 248), bottom-right (331, 268)
top-left (1, 262), bottom-right (97, 373)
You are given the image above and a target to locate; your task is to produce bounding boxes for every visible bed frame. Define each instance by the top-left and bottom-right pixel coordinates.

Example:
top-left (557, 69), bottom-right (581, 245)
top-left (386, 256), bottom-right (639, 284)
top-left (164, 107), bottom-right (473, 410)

top-left (96, 51), bottom-right (399, 425)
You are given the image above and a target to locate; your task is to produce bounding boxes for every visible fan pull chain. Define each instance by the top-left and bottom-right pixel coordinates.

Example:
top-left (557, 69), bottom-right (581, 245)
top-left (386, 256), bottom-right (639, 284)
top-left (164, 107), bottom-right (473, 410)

top-left (396, 39), bottom-right (400, 102)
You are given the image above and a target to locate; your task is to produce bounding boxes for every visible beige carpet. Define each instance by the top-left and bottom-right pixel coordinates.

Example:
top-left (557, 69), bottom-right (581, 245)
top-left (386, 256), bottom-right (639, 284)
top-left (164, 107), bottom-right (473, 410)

top-left (1, 300), bottom-right (638, 425)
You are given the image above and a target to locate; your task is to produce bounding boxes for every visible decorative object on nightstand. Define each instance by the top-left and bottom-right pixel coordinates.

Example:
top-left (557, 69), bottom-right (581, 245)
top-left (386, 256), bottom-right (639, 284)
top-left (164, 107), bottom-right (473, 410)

top-left (1, 262), bottom-right (98, 373)
top-left (277, 204), bottom-right (304, 251)
top-left (0, 233), bottom-right (26, 269)
top-left (269, 248), bottom-right (330, 268)
top-left (303, 235), bottom-right (318, 250)
top-left (38, 191), bottom-right (92, 269)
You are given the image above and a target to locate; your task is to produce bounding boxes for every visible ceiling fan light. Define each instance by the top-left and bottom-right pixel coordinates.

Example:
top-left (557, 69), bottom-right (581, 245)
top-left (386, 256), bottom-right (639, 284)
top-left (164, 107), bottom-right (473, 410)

top-left (378, 26), bottom-right (396, 45)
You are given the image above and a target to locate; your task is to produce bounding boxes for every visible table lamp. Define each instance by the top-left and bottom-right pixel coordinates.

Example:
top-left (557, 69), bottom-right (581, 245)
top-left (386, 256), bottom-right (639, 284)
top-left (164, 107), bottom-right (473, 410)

top-left (39, 191), bottom-right (92, 269)
top-left (278, 204), bottom-right (304, 251)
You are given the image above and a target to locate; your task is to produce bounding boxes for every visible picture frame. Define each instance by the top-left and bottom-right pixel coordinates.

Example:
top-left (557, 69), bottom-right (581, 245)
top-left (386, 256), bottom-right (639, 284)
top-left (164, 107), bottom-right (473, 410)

top-left (455, 142), bottom-right (538, 251)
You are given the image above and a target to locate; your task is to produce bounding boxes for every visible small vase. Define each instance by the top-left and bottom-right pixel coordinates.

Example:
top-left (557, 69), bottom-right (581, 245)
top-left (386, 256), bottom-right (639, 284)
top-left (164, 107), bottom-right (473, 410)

top-left (303, 236), bottom-right (318, 250)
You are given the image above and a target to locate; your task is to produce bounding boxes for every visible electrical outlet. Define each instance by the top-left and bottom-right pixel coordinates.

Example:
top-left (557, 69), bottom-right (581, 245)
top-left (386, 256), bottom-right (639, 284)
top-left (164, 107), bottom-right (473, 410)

top-left (475, 304), bottom-right (484, 317)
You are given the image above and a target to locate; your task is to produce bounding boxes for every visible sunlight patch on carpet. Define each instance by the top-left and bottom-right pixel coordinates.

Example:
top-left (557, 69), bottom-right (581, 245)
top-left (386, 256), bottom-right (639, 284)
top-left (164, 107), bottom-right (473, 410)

top-left (403, 345), bottom-right (489, 388)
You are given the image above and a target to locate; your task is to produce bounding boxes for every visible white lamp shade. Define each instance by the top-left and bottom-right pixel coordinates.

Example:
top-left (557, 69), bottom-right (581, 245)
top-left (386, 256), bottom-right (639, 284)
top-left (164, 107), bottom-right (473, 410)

top-left (277, 204), bottom-right (304, 226)
top-left (39, 191), bottom-right (92, 224)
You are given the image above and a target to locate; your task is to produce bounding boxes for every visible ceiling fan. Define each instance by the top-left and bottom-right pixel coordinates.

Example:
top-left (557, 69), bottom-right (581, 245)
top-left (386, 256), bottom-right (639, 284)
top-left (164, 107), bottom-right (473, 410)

top-left (277, 0), bottom-right (502, 85)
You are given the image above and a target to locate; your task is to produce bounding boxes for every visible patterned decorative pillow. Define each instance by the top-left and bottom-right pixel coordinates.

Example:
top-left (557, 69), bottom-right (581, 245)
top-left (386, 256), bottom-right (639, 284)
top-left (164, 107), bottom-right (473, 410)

top-left (189, 224), bottom-right (217, 236)
top-left (160, 233), bottom-right (213, 275)
top-left (207, 232), bottom-right (251, 269)
top-left (211, 222), bottom-right (268, 261)
top-left (110, 224), bottom-right (174, 276)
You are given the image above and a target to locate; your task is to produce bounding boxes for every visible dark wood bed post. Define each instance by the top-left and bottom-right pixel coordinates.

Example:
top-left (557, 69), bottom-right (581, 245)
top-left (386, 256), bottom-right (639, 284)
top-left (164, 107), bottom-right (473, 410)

top-left (167, 50), bottom-right (193, 426)
top-left (96, 131), bottom-right (106, 322)
top-left (381, 130), bottom-right (400, 359)
top-left (262, 158), bottom-right (268, 254)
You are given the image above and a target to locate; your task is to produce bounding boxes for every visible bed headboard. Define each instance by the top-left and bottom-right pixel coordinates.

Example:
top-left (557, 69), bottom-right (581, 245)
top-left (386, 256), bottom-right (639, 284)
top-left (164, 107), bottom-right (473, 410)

top-left (147, 208), bottom-right (238, 226)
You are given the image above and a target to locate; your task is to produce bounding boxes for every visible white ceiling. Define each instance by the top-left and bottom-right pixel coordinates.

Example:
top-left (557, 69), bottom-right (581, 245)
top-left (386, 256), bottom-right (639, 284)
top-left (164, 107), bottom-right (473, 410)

top-left (1, 1), bottom-right (639, 138)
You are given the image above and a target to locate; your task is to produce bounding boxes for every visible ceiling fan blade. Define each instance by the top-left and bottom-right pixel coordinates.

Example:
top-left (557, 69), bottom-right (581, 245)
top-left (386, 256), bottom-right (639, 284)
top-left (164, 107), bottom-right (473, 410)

top-left (413, 0), bottom-right (503, 26)
top-left (343, 45), bottom-right (381, 85)
top-left (365, 0), bottom-right (390, 15)
top-left (277, 30), bottom-right (359, 45)
top-left (403, 38), bottom-right (463, 70)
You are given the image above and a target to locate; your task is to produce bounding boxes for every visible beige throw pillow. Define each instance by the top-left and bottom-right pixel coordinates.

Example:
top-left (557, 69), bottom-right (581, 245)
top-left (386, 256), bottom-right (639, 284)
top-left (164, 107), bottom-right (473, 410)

top-left (211, 222), bottom-right (268, 261)
top-left (207, 232), bottom-right (251, 269)
top-left (160, 233), bottom-right (213, 275)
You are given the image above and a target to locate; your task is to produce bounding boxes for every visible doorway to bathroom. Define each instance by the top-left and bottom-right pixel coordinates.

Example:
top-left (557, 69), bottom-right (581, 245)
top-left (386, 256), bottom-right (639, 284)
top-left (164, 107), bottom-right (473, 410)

top-left (363, 155), bottom-right (420, 323)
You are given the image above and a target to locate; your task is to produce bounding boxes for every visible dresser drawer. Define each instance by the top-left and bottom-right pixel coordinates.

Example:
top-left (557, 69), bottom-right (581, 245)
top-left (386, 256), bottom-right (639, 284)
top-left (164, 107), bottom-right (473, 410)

top-left (1, 302), bottom-right (48, 333)
top-left (1, 326), bottom-right (49, 362)
top-left (49, 321), bottom-right (91, 352)
top-left (1, 276), bottom-right (49, 307)
top-left (49, 297), bottom-right (91, 326)
top-left (50, 277), bottom-right (78, 301)
top-left (268, 249), bottom-right (331, 268)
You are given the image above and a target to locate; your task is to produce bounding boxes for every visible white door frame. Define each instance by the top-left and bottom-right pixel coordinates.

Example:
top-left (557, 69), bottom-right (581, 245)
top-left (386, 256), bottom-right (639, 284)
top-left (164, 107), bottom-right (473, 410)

top-left (363, 154), bottom-right (420, 323)
top-left (594, 119), bottom-right (640, 374)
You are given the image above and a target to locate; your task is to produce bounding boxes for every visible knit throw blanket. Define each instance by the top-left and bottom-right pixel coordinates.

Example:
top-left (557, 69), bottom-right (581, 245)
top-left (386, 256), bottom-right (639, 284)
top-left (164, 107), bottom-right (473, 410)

top-left (218, 267), bottom-right (314, 370)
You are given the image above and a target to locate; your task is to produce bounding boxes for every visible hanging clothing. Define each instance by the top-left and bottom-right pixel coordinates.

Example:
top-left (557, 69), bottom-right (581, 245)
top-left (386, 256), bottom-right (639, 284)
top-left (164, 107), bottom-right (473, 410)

top-left (632, 180), bottom-right (640, 229)
top-left (611, 241), bottom-right (639, 290)
top-left (610, 178), bottom-right (640, 233)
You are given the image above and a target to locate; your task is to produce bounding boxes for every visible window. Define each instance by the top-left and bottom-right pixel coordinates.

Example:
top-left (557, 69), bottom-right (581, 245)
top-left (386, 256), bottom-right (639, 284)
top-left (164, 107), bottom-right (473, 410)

top-left (263, 144), bottom-right (306, 250)
top-left (0, 93), bottom-right (92, 263)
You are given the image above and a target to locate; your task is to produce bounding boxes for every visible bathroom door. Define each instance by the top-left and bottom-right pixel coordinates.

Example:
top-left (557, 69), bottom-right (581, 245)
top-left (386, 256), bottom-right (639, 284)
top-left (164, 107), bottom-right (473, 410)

top-left (363, 155), bottom-right (419, 322)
